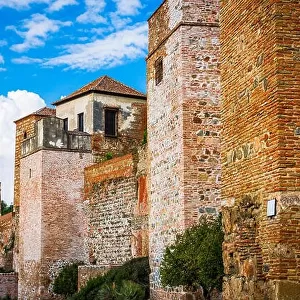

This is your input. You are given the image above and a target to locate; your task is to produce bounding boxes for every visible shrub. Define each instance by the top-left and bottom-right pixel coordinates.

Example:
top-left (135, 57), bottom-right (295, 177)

top-left (105, 152), bottom-right (113, 160)
top-left (70, 257), bottom-right (150, 300)
top-left (160, 216), bottom-right (224, 299)
top-left (53, 262), bottom-right (83, 296)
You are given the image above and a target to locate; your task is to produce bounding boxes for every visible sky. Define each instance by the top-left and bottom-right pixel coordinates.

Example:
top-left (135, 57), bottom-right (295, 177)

top-left (0, 0), bottom-right (163, 204)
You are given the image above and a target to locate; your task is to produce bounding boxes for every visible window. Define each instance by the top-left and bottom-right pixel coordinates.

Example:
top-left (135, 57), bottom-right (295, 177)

top-left (105, 109), bottom-right (117, 137)
top-left (63, 118), bottom-right (68, 131)
top-left (78, 113), bottom-right (84, 132)
top-left (155, 57), bottom-right (163, 85)
top-left (23, 131), bottom-right (27, 139)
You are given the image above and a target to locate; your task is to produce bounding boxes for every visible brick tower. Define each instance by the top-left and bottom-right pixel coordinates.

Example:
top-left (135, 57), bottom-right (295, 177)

top-left (147, 0), bottom-right (221, 297)
top-left (221, 0), bottom-right (300, 299)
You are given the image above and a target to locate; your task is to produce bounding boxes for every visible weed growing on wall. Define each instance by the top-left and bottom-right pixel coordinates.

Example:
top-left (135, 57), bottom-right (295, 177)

top-left (160, 216), bottom-right (224, 299)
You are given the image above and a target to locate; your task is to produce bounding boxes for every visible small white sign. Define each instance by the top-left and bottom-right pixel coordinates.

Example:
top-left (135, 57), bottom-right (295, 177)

top-left (267, 199), bottom-right (276, 217)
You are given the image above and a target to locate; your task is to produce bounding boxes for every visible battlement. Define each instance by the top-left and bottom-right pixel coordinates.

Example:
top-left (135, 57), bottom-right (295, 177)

top-left (21, 117), bottom-right (91, 157)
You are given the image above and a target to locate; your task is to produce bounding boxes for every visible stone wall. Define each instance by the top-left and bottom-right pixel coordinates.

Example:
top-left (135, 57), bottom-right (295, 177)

top-left (147, 0), bottom-right (221, 293)
top-left (0, 213), bottom-right (14, 272)
top-left (0, 273), bottom-right (18, 299)
top-left (84, 148), bottom-right (148, 267)
top-left (92, 99), bottom-right (147, 163)
top-left (19, 150), bottom-right (92, 299)
top-left (221, 0), bottom-right (300, 299)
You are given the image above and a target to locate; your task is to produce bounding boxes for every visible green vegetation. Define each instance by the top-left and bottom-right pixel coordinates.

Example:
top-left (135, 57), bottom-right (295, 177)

top-left (160, 216), bottom-right (224, 299)
top-left (53, 262), bottom-right (83, 297)
top-left (1, 201), bottom-right (13, 216)
top-left (142, 129), bottom-right (147, 145)
top-left (105, 152), bottom-right (113, 160)
top-left (70, 257), bottom-right (150, 300)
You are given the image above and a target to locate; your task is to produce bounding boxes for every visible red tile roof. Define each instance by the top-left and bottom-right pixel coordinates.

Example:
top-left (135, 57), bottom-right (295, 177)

top-left (52, 75), bottom-right (146, 106)
top-left (14, 107), bottom-right (56, 123)
top-left (34, 107), bottom-right (56, 116)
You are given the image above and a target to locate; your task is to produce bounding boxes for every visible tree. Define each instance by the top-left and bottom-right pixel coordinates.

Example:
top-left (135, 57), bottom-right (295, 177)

top-left (160, 216), bottom-right (224, 299)
top-left (1, 201), bottom-right (13, 215)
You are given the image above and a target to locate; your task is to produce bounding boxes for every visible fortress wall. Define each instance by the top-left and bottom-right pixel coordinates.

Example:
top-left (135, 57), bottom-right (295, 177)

top-left (147, 0), bottom-right (221, 296)
top-left (221, 0), bottom-right (300, 299)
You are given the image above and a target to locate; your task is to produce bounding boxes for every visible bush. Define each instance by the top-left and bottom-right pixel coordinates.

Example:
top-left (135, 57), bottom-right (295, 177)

top-left (70, 257), bottom-right (150, 300)
top-left (53, 262), bottom-right (83, 296)
top-left (96, 280), bottom-right (145, 300)
top-left (160, 216), bottom-right (224, 299)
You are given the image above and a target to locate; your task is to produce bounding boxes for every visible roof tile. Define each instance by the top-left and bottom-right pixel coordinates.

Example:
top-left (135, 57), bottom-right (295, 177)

top-left (53, 75), bottom-right (146, 105)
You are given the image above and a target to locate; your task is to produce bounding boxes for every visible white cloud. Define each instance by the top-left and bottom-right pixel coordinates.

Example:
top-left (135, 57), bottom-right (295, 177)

top-left (0, 68), bottom-right (6, 72)
top-left (47, 0), bottom-right (78, 12)
top-left (0, 54), bottom-right (4, 64)
top-left (43, 22), bottom-right (148, 71)
top-left (0, 40), bottom-right (7, 47)
top-left (0, 90), bottom-right (46, 204)
top-left (76, 0), bottom-right (107, 24)
top-left (113, 0), bottom-right (142, 16)
top-left (7, 14), bottom-right (72, 52)
top-left (12, 56), bottom-right (44, 64)
top-left (0, 0), bottom-right (76, 11)
top-left (0, 0), bottom-right (49, 10)
top-left (109, 12), bottom-right (132, 30)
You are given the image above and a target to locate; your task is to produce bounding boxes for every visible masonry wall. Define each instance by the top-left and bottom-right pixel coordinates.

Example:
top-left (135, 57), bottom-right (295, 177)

top-left (14, 113), bottom-right (54, 273)
top-left (221, 0), bottom-right (300, 299)
top-left (84, 149), bottom-right (148, 267)
top-left (19, 150), bottom-right (92, 299)
top-left (0, 213), bottom-right (14, 272)
top-left (91, 95), bottom-right (147, 162)
top-left (0, 273), bottom-right (18, 299)
top-left (147, 0), bottom-right (221, 296)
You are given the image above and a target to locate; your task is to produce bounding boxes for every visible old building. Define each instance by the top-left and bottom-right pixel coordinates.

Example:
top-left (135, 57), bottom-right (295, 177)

top-left (6, 0), bottom-right (300, 299)
top-left (147, 0), bottom-right (221, 297)
top-left (15, 76), bottom-right (147, 299)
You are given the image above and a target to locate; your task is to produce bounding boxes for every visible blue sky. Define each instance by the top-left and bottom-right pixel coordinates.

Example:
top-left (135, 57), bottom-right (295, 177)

top-left (0, 0), bottom-right (162, 204)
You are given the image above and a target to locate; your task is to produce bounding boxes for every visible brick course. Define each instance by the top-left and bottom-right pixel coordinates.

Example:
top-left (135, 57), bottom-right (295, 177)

top-left (221, 0), bottom-right (300, 299)
top-left (19, 150), bottom-right (92, 299)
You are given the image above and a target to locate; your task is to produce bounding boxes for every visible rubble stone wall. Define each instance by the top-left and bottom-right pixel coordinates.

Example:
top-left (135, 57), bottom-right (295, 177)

top-left (221, 0), bottom-right (300, 299)
top-left (84, 149), bottom-right (148, 267)
top-left (147, 0), bottom-right (221, 293)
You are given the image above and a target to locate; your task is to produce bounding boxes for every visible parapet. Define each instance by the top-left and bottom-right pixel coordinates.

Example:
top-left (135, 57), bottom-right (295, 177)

top-left (21, 117), bottom-right (91, 157)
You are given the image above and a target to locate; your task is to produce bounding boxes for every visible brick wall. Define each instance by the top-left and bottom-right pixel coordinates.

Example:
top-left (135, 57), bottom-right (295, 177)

top-left (221, 0), bottom-right (300, 299)
top-left (19, 150), bottom-right (92, 299)
top-left (0, 273), bottom-right (18, 299)
top-left (147, 0), bottom-right (221, 294)
top-left (84, 149), bottom-right (148, 268)
top-left (14, 113), bottom-right (54, 273)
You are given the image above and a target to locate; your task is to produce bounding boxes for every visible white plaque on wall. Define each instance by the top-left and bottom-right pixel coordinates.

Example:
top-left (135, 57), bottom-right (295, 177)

top-left (267, 199), bottom-right (276, 217)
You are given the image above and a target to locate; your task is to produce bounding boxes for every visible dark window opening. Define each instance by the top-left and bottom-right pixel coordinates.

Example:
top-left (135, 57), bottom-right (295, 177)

top-left (78, 113), bottom-right (84, 132)
top-left (105, 109), bottom-right (117, 137)
top-left (29, 169), bottom-right (32, 178)
top-left (155, 57), bottom-right (163, 85)
top-left (63, 118), bottom-right (68, 131)
top-left (23, 131), bottom-right (27, 139)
